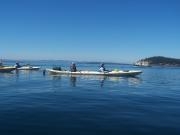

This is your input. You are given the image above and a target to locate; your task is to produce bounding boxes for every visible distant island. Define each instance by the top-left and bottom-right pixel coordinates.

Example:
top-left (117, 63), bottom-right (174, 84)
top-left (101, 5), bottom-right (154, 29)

top-left (134, 56), bottom-right (180, 67)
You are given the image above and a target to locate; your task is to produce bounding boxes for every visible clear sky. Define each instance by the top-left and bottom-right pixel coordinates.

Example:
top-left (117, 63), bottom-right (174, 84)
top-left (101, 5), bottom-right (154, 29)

top-left (0, 0), bottom-right (179, 63)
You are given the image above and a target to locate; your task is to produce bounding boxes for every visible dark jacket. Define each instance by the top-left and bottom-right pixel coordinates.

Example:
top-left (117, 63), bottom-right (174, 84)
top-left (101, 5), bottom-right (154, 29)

top-left (70, 64), bottom-right (77, 72)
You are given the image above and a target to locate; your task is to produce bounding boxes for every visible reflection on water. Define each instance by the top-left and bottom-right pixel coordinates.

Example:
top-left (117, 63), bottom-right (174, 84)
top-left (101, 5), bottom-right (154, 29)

top-left (51, 74), bottom-right (142, 87)
top-left (127, 77), bottom-right (142, 86)
top-left (70, 76), bottom-right (76, 87)
top-left (52, 75), bottom-right (62, 80)
top-left (100, 77), bottom-right (106, 87)
top-left (0, 71), bottom-right (142, 89)
top-left (0, 72), bottom-right (14, 77)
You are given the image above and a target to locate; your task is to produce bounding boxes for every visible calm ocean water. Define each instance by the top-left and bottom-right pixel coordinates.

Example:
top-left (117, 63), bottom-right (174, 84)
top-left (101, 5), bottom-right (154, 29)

top-left (0, 60), bottom-right (180, 135)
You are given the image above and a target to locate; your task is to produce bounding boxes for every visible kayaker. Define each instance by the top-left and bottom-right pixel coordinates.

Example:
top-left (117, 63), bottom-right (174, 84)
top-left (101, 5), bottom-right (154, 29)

top-left (70, 62), bottom-right (77, 72)
top-left (99, 63), bottom-right (108, 72)
top-left (15, 62), bottom-right (21, 68)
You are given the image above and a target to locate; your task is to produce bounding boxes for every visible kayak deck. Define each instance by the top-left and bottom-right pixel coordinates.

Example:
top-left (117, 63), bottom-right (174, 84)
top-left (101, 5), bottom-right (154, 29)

top-left (46, 69), bottom-right (142, 77)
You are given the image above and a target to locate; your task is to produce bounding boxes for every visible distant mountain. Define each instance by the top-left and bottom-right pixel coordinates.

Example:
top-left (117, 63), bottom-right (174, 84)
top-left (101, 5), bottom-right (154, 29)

top-left (135, 56), bottom-right (180, 66)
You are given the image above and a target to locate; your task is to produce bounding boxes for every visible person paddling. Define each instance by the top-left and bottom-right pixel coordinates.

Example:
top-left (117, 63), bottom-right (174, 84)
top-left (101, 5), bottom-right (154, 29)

top-left (15, 62), bottom-right (21, 68)
top-left (99, 63), bottom-right (109, 72)
top-left (70, 62), bottom-right (77, 72)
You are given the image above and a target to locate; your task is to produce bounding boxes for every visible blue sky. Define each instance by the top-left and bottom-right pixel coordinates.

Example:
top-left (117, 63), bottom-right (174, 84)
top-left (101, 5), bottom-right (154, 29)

top-left (0, 0), bottom-right (179, 63)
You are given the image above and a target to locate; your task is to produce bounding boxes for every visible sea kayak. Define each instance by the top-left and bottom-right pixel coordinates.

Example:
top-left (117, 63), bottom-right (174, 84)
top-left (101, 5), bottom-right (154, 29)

top-left (0, 66), bottom-right (16, 73)
top-left (46, 69), bottom-right (142, 77)
top-left (17, 66), bottom-right (40, 70)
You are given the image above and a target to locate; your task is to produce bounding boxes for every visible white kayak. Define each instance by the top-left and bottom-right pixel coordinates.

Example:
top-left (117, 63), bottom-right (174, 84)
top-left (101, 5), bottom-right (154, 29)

top-left (46, 69), bottom-right (142, 77)
top-left (0, 66), bottom-right (16, 73)
top-left (17, 66), bottom-right (40, 70)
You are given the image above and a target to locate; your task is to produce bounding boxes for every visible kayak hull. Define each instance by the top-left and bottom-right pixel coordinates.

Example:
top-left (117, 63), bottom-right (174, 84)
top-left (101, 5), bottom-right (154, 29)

top-left (17, 66), bottom-right (40, 70)
top-left (0, 67), bottom-right (16, 73)
top-left (46, 69), bottom-right (142, 77)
